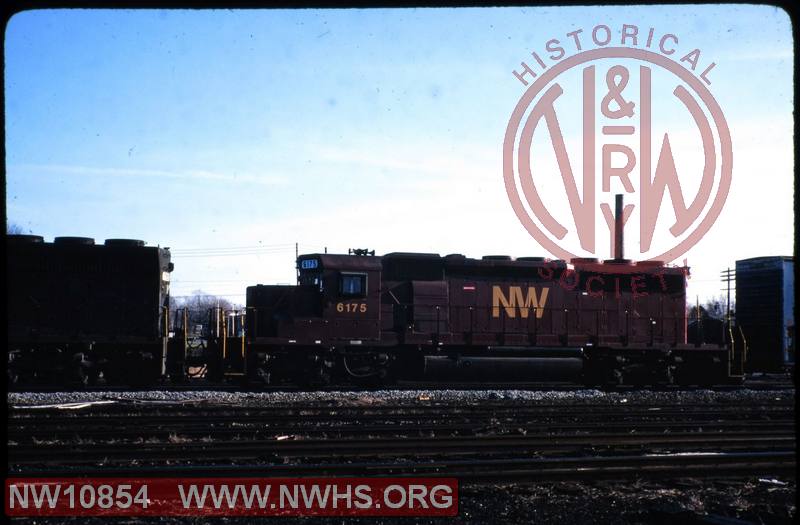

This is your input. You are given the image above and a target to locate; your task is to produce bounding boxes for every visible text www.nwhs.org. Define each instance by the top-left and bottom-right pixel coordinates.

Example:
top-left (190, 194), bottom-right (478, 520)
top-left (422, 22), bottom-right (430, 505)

top-left (179, 482), bottom-right (454, 510)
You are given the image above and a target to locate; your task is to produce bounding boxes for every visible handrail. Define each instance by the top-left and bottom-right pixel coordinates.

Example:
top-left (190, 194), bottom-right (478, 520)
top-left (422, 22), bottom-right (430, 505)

top-left (167, 302), bottom-right (690, 347)
top-left (738, 325), bottom-right (748, 365)
top-left (238, 302), bottom-right (687, 347)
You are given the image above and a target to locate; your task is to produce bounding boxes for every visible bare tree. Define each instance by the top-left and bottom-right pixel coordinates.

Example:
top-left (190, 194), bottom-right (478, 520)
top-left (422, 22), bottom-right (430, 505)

top-left (687, 294), bottom-right (735, 321)
top-left (6, 222), bottom-right (30, 235)
top-left (170, 290), bottom-right (238, 335)
top-left (704, 293), bottom-right (735, 320)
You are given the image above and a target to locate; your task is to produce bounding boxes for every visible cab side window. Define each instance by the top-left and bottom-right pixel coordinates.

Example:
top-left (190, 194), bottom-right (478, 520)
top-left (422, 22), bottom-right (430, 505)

top-left (340, 273), bottom-right (367, 297)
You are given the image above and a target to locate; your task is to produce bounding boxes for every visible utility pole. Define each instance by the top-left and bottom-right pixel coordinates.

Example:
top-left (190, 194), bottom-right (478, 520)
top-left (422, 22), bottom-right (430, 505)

top-left (720, 267), bottom-right (735, 319)
top-left (720, 267), bottom-right (736, 342)
top-left (696, 295), bottom-right (703, 345)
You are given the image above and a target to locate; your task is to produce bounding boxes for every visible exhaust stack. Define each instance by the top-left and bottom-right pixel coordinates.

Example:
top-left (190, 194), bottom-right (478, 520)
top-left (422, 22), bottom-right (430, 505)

top-left (614, 194), bottom-right (624, 260)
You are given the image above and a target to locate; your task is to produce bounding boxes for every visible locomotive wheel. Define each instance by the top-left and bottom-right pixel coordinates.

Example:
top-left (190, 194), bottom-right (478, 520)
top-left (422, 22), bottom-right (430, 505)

top-left (372, 367), bottom-right (397, 387)
top-left (128, 354), bottom-right (158, 387)
top-left (313, 367), bottom-right (332, 387)
top-left (75, 364), bottom-right (89, 387)
top-left (7, 351), bottom-right (23, 387)
top-left (71, 362), bottom-right (95, 387)
top-left (245, 352), bottom-right (273, 385)
top-left (103, 364), bottom-right (126, 386)
top-left (103, 352), bottom-right (158, 387)
top-left (303, 355), bottom-right (334, 387)
top-left (8, 368), bottom-right (20, 387)
top-left (71, 354), bottom-right (98, 387)
top-left (256, 368), bottom-right (272, 385)
top-left (377, 364), bottom-right (397, 386)
top-left (662, 365), bottom-right (676, 386)
top-left (609, 368), bottom-right (624, 387)
top-left (241, 366), bottom-right (270, 387)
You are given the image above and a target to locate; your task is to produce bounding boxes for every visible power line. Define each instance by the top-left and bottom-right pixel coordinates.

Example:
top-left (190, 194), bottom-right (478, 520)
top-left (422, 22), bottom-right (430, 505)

top-left (172, 250), bottom-right (293, 257)
top-left (171, 292), bottom-right (256, 297)
top-left (170, 242), bottom-right (296, 252)
top-left (170, 245), bottom-right (329, 259)
top-left (172, 249), bottom-right (295, 258)
top-left (170, 243), bottom-right (328, 253)
top-left (171, 279), bottom-right (278, 283)
top-left (171, 277), bottom-right (290, 285)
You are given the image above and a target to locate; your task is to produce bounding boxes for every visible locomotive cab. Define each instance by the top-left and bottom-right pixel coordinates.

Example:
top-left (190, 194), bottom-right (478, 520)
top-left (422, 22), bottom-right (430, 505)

top-left (244, 252), bottom-right (382, 384)
top-left (297, 254), bottom-right (382, 342)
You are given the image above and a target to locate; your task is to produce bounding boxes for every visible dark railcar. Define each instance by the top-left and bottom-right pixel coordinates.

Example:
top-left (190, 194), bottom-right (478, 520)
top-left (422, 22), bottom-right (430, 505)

top-left (6, 235), bottom-right (172, 385)
top-left (736, 256), bottom-right (794, 372)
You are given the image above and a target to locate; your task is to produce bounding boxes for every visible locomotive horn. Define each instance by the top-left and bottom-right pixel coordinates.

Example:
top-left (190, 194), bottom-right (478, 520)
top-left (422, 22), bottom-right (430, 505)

top-left (614, 193), bottom-right (624, 260)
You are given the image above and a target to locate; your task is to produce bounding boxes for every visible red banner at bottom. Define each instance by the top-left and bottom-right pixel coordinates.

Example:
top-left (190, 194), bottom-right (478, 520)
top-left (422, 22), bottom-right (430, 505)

top-left (5, 477), bottom-right (458, 517)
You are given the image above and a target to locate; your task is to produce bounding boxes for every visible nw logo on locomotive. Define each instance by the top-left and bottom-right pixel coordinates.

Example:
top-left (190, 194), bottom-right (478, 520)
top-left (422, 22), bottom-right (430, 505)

top-left (491, 286), bottom-right (549, 319)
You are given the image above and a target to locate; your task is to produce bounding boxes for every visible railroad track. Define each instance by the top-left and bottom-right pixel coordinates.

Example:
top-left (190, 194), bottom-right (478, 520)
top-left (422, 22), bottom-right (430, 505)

top-left (8, 397), bottom-right (795, 482)
top-left (8, 402), bottom-right (794, 439)
top-left (10, 420), bottom-right (795, 444)
top-left (9, 399), bottom-right (794, 414)
top-left (9, 431), bottom-right (795, 464)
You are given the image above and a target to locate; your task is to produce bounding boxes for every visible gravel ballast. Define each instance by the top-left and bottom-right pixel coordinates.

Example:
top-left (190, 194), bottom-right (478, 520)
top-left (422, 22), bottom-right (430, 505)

top-left (8, 387), bottom-right (794, 408)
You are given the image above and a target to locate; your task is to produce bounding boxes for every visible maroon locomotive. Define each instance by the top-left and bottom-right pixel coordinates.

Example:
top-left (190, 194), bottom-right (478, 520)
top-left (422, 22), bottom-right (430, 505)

top-left (243, 251), bottom-right (743, 386)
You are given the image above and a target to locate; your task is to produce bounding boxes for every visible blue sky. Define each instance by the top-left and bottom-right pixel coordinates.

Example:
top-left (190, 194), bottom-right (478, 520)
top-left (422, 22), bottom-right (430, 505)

top-left (4, 6), bottom-right (794, 302)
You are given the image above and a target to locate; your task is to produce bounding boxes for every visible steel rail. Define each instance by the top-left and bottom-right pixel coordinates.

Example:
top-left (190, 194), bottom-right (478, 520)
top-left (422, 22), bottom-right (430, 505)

top-left (8, 433), bottom-right (795, 464)
top-left (9, 452), bottom-right (796, 482)
top-left (9, 420), bottom-right (795, 443)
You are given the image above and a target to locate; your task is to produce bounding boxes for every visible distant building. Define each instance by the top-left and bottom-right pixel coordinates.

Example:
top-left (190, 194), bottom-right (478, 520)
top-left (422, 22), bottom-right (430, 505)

top-left (736, 256), bottom-right (794, 372)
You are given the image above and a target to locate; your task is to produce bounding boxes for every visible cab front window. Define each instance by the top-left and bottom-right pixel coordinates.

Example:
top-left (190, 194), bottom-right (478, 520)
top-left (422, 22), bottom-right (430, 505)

top-left (298, 258), bottom-right (323, 290)
top-left (299, 272), bottom-right (321, 287)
